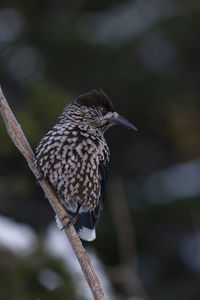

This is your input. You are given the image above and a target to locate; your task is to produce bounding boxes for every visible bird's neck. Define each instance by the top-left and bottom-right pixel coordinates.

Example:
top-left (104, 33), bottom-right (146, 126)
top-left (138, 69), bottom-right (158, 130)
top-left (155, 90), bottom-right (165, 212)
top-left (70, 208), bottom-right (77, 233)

top-left (78, 124), bottom-right (105, 139)
top-left (58, 119), bottom-right (105, 139)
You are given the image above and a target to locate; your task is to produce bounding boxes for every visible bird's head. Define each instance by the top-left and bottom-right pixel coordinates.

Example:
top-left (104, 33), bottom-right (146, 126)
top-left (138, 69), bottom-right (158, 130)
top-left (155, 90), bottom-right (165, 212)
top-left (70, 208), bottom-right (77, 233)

top-left (59, 89), bottom-right (137, 133)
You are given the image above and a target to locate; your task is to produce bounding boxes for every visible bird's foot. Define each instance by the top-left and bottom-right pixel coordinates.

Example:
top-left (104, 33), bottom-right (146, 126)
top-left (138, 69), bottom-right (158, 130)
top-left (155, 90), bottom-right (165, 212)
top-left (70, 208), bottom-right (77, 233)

top-left (61, 215), bottom-right (77, 230)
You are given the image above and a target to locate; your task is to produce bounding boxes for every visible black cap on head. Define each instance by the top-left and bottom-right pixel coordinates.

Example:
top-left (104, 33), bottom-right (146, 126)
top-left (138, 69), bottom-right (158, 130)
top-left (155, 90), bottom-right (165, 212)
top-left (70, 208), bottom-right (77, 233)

top-left (75, 89), bottom-right (114, 112)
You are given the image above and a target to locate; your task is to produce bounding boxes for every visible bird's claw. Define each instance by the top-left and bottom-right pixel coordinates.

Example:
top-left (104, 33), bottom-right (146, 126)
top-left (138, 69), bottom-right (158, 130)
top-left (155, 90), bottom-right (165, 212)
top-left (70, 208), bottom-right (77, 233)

top-left (61, 215), bottom-right (77, 230)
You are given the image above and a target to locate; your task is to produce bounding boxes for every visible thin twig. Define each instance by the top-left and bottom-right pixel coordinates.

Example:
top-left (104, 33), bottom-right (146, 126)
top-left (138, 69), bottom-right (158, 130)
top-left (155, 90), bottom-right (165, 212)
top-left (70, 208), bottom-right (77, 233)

top-left (0, 86), bottom-right (104, 300)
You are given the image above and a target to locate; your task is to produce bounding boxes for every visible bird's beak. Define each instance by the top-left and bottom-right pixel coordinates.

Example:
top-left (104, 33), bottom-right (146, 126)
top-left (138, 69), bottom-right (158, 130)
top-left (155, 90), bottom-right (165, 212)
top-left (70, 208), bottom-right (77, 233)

top-left (110, 113), bottom-right (137, 131)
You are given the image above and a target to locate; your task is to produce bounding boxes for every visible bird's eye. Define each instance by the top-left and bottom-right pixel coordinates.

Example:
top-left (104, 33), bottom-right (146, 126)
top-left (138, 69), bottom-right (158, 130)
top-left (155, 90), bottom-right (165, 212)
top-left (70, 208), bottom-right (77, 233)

top-left (101, 107), bottom-right (108, 116)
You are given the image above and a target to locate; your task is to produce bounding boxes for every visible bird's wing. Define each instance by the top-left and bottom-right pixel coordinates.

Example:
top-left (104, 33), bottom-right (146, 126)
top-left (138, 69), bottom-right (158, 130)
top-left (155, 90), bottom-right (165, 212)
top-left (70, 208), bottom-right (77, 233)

top-left (73, 159), bottom-right (108, 241)
top-left (91, 158), bottom-right (108, 225)
top-left (99, 159), bottom-right (108, 205)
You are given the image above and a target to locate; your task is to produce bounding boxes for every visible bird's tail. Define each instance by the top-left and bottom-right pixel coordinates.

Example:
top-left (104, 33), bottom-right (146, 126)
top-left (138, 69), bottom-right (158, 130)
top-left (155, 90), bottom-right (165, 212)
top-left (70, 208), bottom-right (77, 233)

top-left (55, 205), bottom-right (101, 242)
top-left (71, 211), bottom-right (96, 242)
top-left (55, 212), bottom-right (96, 242)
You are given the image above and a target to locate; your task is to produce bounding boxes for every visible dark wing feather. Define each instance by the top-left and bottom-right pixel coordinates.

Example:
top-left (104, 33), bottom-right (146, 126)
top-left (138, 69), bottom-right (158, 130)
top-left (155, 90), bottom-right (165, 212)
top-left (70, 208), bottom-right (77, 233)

top-left (72, 158), bottom-right (108, 235)
top-left (92, 159), bottom-right (108, 225)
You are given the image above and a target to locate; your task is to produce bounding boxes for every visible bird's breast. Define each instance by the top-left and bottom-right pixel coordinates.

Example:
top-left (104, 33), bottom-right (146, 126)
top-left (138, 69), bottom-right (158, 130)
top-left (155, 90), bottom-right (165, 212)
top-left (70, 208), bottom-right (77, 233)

top-left (36, 124), bottom-right (109, 212)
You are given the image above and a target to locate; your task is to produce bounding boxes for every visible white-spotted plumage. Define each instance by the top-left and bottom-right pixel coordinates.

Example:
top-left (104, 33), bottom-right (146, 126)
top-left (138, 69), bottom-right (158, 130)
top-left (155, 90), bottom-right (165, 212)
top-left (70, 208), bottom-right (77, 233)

top-left (35, 89), bottom-right (136, 241)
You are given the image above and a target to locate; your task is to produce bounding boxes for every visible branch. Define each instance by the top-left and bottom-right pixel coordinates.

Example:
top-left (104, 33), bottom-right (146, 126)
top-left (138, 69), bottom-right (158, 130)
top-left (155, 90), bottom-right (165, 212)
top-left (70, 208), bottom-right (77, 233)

top-left (0, 86), bottom-right (104, 300)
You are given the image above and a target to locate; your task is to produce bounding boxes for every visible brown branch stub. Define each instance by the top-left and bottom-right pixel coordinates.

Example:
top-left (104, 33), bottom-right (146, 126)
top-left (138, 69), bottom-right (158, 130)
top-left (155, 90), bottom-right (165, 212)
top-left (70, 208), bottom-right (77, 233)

top-left (0, 85), bottom-right (104, 300)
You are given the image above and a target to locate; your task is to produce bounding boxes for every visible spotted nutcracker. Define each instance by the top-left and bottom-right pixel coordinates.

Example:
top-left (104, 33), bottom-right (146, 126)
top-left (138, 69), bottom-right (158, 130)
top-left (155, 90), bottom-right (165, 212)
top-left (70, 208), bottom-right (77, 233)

top-left (35, 89), bottom-right (137, 241)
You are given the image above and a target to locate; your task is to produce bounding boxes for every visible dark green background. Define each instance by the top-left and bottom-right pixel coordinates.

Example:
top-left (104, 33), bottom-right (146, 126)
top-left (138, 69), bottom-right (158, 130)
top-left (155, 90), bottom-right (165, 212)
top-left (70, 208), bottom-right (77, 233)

top-left (0, 0), bottom-right (200, 299)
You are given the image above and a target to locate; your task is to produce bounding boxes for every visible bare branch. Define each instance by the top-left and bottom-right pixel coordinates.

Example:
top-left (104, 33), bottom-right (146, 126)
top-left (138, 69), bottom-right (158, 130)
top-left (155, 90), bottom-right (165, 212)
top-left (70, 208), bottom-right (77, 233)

top-left (0, 86), bottom-right (104, 300)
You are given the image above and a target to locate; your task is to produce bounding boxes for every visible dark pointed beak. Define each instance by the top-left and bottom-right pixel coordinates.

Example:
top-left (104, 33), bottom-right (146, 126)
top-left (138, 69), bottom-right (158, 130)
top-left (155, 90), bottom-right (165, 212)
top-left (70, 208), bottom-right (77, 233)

top-left (110, 114), bottom-right (137, 131)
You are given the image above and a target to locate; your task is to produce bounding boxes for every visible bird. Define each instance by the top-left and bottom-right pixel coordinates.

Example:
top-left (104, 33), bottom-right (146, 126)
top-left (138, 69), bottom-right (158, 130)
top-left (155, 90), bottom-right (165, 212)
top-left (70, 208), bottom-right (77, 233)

top-left (35, 89), bottom-right (137, 241)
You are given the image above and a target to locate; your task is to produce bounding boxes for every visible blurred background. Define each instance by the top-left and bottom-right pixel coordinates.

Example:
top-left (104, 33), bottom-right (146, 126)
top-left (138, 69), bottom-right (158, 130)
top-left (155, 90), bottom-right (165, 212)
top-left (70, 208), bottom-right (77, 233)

top-left (0, 0), bottom-right (200, 299)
